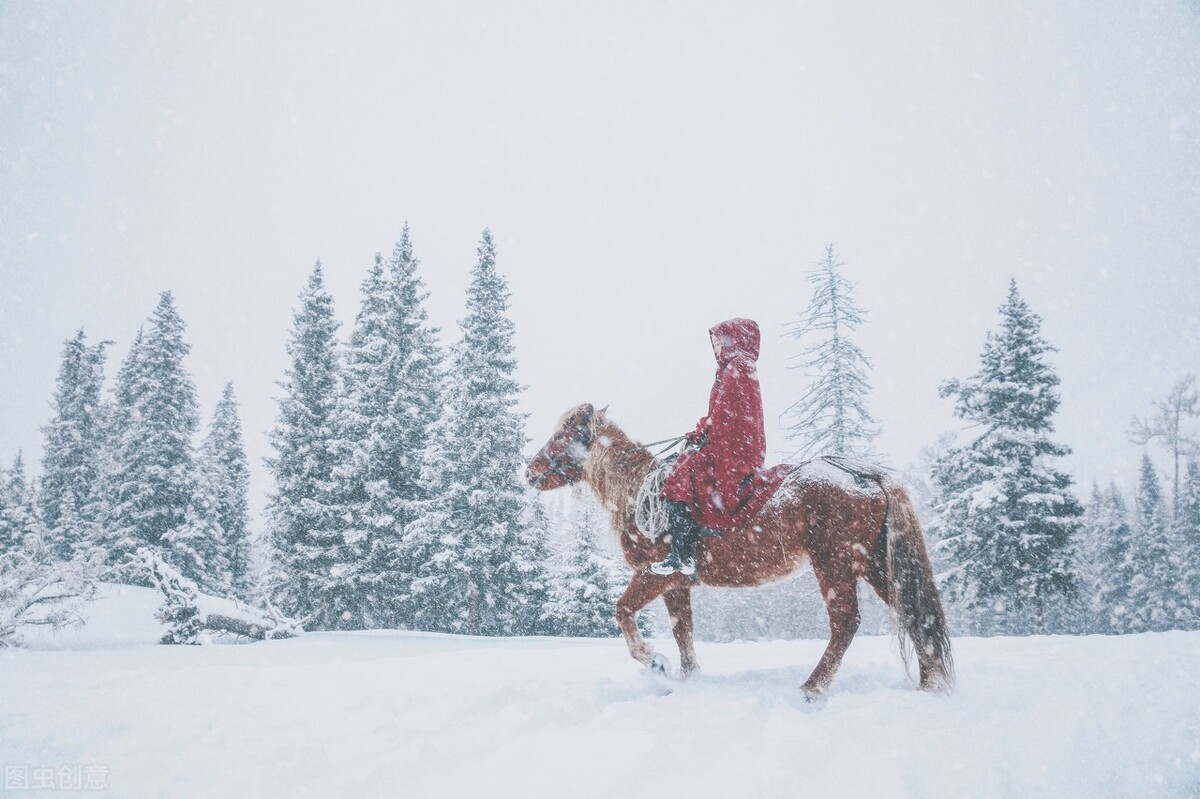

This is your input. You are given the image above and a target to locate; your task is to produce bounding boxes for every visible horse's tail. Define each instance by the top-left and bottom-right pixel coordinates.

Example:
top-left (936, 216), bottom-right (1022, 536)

top-left (877, 486), bottom-right (954, 692)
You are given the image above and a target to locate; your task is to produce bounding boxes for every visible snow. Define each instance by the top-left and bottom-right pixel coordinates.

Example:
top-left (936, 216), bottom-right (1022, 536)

top-left (3, 587), bottom-right (1199, 797)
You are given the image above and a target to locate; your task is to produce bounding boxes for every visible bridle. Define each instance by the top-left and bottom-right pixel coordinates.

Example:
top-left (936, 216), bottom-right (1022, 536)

top-left (530, 416), bottom-right (594, 488)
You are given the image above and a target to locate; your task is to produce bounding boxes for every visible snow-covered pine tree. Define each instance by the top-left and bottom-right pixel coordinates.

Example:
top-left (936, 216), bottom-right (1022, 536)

top-left (266, 264), bottom-right (355, 629)
top-left (542, 491), bottom-right (618, 637)
top-left (402, 406), bottom-right (469, 633)
top-left (419, 230), bottom-right (549, 636)
top-left (0, 453), bottom-right (36, 553)
top-left (94, 328), bottom-right (145, 567)
top-left (330, 226), bottom-right (447, 629)
top-left (1088, 483), bottom-right (1139, 633)
top-left (383, 224), bottom-right (446, 515)
top-left (1132, 453), bottom-right (1177, 631)
top-left (783, 243), bottom-right (881, 461)
top-left (39, 330), bottom-right (109, 559)
top-left (105, 293), bottom-right (219, 589)
top-left (379, 226), bottom-right (448, 628)
top-left (932, 279), bottom-right (1081, 636)
top-left (1176, 459), bottom-right (1200, 629)
top-left (330, 253), bottom-right (400, 628)
top-left (197, 383), bottom-right (252, 598)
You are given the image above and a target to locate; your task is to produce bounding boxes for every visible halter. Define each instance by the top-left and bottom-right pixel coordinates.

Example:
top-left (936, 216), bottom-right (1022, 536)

top-left (530, 416), bottom-right (594, 488)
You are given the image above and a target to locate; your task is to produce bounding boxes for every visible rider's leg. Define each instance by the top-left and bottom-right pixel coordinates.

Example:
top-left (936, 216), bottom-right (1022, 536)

top-left (651, 500), bottom-right (700, 576)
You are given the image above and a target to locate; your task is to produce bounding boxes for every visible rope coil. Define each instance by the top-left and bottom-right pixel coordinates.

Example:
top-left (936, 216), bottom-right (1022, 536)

top-left (634, 461), bottom-right (673, 540)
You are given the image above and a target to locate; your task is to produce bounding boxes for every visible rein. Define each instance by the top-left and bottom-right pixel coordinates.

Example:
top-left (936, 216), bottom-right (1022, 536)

top-left (622, 434), bottom-right (687, 458)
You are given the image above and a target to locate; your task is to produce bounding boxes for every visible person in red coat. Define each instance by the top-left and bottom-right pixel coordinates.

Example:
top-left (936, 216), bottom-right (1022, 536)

top-left (652, 318), bottom-right (770, 576)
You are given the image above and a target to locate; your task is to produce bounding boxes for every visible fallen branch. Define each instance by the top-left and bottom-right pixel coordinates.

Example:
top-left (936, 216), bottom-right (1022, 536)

top-left (132, 549), bottom-right (302, 644)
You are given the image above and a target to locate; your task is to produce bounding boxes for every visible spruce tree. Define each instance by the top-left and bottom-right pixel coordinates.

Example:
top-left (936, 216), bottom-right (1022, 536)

top-left (40, 330), bottom-right (109, 559)
top-left (933, 279), bottom-right (1081, 635)
top-left (106, 293), bottom-right (216, 588)
top-left (1175, 459), bottom-right (1200, 629)
top-left (416, 230), bottom-right (548, 635)
top-left (1091, 484), bottom-right (1139, 633)
top-left (783, 243), bottom-right (880, 461)
top-left (543, 492), bottom-right (619, 637)
top-left (383, 223), bottom-right (447, 517)
top-left (375, 227), bottom-right (448, 628)
top-left (328, 254), bottom-right (392, 625)
top-left (197, 383), bottom-right (252, 598)
top-left (1133, 454), bottom-right (1176, 631)
top-left (402, 407), bottom-right (469, 633)
top-left (266, 264), bottom-right (355, 629)
top-left (0, 453), bottom-right (36, 553)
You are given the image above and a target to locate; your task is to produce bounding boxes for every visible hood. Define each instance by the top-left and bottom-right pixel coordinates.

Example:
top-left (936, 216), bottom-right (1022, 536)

top-left (709, 318), bottom-right (760, 366)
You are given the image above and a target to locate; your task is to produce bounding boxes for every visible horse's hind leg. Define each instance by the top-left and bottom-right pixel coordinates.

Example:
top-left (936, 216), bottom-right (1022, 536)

top-left (662, 587), bottom-right (699, 677)
top-left (802, 562), bottom-right (860, 699)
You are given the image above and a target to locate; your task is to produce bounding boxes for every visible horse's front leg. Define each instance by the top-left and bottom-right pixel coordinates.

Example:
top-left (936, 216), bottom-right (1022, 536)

top-left (662, 587), bottom-right (700, 678)
top-left (615, 571), bottom-right (679, 670)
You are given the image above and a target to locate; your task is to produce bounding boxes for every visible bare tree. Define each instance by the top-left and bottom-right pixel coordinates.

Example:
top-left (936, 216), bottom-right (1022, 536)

top-left (1130, 375), bottom-right (1200, 521)
top-left (782, 243), bottom-right (880, 461)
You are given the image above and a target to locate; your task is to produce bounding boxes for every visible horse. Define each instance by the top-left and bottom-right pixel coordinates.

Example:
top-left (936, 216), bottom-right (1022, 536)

top-left (525, 403), bottom-right (953, 698)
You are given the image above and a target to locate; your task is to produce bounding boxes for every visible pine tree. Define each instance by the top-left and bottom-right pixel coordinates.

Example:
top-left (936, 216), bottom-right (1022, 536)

top-left (413, 230), bottom-right (548, 635)
top-left (329, 227), bottom-right (447, 629)
top-left (266, 264), bottom-right (355, 629)
top-left (783, 243), bottom-right (880, 461)
top-left (383, 224), bottom-right (447, 517)
top-left (1176, 459), bottom-right (1200, 628)
top-left (95, 328), bottom-right (145, 566)
top-left (542, 492), bottom-right (619, 637)
top-left (197, 383), bottom-right (252, 598)
top-left (330, 253), bottom-right (399, 627)
top-left (1133, 454), bottom-right (1176, 631)
top-left (105, 293), bottom-right (217, 588)
top-left (379, 226), bottom-right (448, 628)
top-left (933, 279), bottom-right (1081, 635)
top-left (1090, 484), bottom-right (1139, 633)
top-left (40, 330), bottom-right (109, 559)
top-left (0, 453), bottom-right (37, 553)
top-left (402, 406), bottom-right (469, 632)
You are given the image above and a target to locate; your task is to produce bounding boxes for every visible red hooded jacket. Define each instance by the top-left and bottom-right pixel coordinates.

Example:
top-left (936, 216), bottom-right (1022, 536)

top-left (661, 318), bottom-right (791, 529)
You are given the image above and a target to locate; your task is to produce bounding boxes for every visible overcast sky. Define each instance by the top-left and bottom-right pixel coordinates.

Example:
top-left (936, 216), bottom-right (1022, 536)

top-left (3, 1), bottom-right (1199, 520)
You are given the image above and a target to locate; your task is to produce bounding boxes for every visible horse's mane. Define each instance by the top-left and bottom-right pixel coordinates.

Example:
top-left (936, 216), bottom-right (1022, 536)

top-left (583, 411), bottom-right (657, 531)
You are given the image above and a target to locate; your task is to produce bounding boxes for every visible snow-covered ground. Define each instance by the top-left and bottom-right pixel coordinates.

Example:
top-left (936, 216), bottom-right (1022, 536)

top-left (2, 586), bottom-right (1198, 798)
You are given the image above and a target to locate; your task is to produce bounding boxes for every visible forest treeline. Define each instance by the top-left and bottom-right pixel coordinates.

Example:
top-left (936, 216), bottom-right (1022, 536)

top-left (3, 236), bottom-right (1197, 644)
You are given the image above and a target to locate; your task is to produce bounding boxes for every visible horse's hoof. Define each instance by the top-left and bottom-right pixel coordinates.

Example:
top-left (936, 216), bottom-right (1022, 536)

top-left (649, 653), bottom-right (673, 678)
top-left (801, 684), bottom-right (825, 704)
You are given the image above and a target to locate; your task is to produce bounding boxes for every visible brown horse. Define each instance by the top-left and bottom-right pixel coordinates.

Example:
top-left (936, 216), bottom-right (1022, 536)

top-left (526, 403), bottom-right (953, 698)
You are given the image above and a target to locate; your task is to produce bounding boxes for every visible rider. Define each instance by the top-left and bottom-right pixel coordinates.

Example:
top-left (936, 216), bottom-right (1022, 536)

top-left (652, 318), bottom-right (768, 576)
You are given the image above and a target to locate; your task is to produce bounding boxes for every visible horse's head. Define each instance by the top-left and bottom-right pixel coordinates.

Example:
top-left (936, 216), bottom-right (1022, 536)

top-left (526, 403), bottom-right (599, 491)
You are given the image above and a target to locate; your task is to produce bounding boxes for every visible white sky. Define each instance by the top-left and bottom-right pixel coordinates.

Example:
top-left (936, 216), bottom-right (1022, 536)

top-left (3, 1), bottom-right (1199, 521)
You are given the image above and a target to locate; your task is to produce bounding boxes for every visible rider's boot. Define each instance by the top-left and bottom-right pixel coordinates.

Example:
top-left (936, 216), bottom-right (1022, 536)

top-left (650, 500), bottom-right (700, 577)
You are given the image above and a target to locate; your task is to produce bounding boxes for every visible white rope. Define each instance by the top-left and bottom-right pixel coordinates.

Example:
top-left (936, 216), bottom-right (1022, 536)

top-left (634, 462), bottom-right (673, 540)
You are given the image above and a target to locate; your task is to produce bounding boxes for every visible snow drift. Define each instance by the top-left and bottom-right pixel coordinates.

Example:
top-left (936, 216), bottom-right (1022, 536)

top-left (2, 585), bottom-right (1198, 798)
